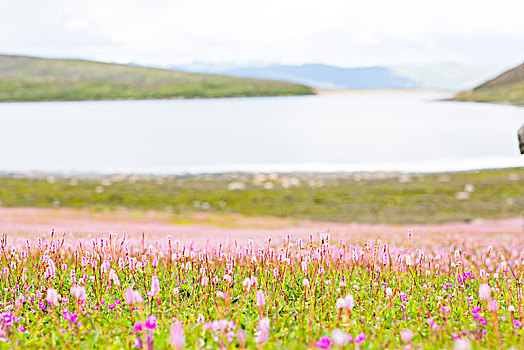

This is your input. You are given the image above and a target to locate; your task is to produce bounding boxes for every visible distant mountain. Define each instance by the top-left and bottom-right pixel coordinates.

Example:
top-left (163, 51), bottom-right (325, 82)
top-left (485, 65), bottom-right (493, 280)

top-left (175, 62), bottom-right (503, 91)
top-left (174, 63), bottom-right (415, 89)
top-left (0, 54), bottom-right (313, 102)
top-left (452, 62), bottom-right (524, 105)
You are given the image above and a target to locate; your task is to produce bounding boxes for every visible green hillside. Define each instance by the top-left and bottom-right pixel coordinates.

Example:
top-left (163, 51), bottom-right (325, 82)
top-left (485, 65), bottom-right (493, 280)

top-left (0, 54), bottom-right (314, 101)
top-left (452, 62), bottom-right (524, 105)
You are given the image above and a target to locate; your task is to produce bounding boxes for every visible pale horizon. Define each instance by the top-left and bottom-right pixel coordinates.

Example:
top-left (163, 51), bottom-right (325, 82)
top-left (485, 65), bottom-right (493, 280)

top-left (1, 0), bottom-right (523, 71)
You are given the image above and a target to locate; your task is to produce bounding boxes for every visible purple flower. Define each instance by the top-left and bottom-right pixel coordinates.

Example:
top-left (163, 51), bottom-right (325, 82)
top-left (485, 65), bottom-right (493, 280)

top-left (513, 320), bottom-right (523, 328)
top-left (133, 337), bottom-right (142, 348)
top-left (315, 336), bottom-right (331, 349)
top-left (145, 315), bottom-right (157, 330)
top-left (108, 304), bottom-right (116, 311)
top-left (1, 312), bottom-right (15, 329)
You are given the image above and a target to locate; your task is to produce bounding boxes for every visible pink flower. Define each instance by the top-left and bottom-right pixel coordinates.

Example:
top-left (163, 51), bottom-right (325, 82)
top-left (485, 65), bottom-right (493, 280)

top-left (169, 319), bottom-right (185, 349)
top-left (256, 290), bottom-right (266, 307)
top-left (1, 312), bottom-right (15, 329)
top-left (133, 322), bottom-right (143, 334)
top-left (315, 336), bottom-right (332, 349)
top-left (513, 320), bottom-right (523, 328)
top-left (145, 315), bottom-right (157, 330)
top-left (242, 278), bottom-right (251, 291)
top-left (124, 288), bottom-right (144, 305)
top-left (46, 288), bottom-right (59, 307)
top-left (133, 337), bottom-right (142, 348)
top-left (401, 329), bottom-right (413, 343)
top-left (151, 276), bottom-right (160, 296)
top-left (256, 318), bottom-right (270, 344)
top-left (70, 285), bottom-right (86, 301)
top-left (344, 294), bottom-right (354, 310)
top-left (354, 332), bottom-right (366, 345)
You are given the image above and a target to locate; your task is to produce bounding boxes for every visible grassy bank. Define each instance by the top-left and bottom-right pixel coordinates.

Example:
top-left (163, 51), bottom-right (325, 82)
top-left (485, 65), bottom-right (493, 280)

top-left (0, 54), bottom-right (314, 101)
top-left (452, 86), bottom-right (524, 106)
top-left (451, 62), bottom-right (524, 106)
top-left (0, 168), bottom-right (523, 224)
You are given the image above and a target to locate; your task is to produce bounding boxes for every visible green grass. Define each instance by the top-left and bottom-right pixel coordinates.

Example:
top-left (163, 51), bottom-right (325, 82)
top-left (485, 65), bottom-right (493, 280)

top-left (1, 168), bottom-right (523, 224)
top-left (0, 54), bottom-right (314, 101)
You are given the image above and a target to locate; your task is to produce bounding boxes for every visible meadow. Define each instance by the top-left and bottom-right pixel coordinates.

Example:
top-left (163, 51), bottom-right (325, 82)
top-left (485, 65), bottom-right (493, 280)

top-left (1, 228), bottom-right (523, 349)
top-left (1, 168), bottom-right (523, 225)
top-left (1, 169), bottom-right (523, 348)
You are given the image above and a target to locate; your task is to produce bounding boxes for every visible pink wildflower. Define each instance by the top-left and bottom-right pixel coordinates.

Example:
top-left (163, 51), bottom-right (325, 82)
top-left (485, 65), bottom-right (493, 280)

top-left (151, 276), bottom-right (160, 296)
top-left (257, 317), bottom-right (270, 344)
top-left (46, 288), bottom-right (59, 307)
top-left (145, 315), bottom-right (157, 330)
top-left (315, 335), bottom-right (331, 349)
top-left (169, 319), bottom-right (185, 349)
top-left (256, 290), bottom-right (266, 307)
top-left (354, 332), bottom-right (366, 345)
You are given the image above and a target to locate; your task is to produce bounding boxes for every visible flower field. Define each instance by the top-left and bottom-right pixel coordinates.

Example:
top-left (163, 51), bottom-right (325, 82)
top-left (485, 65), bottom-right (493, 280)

top-left (1, 229), bottom-right (523, 349)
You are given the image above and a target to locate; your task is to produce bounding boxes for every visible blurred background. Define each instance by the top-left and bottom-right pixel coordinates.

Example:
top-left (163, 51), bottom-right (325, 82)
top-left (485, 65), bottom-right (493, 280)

top-left (0, 0), bottom-right (522, 235)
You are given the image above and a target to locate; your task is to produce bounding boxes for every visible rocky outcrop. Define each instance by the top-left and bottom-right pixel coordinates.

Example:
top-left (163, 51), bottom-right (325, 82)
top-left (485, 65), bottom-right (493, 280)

top-left (519, 124), bottom-right (524, 154)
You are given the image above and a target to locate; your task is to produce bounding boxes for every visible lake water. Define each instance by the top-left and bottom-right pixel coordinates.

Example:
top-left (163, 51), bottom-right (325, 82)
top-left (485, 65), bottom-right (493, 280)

top-left (0, 92), bottom-right (522, 174)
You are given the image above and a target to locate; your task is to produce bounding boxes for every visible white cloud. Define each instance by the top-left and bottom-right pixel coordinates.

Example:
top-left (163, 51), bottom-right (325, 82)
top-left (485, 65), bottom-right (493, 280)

top-left (0, 0), bottom-right (523, 67)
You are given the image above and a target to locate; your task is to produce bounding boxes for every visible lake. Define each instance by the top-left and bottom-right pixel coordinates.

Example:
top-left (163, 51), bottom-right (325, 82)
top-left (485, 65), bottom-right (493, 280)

top-left (0, 92), bottom-right (522, 174)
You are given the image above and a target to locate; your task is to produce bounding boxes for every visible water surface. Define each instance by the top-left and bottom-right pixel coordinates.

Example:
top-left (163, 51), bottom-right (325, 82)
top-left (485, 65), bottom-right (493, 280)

top-left (0, 92), bottom-right (522, 173)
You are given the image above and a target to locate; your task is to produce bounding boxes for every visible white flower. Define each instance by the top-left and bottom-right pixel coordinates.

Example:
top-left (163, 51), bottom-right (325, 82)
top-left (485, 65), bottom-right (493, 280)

top-left (335, 298), bottom-right (346, 309)
top-left (331, 328), bottom-right (349, 346)
top-left (302, 278), bottom-right (310, 288)
top-left (454, 338), bottom-right (472, 350)
top-left (478, 283), bottom-right (491, 300)
top-left (344, 294), bottom-right (355, 310)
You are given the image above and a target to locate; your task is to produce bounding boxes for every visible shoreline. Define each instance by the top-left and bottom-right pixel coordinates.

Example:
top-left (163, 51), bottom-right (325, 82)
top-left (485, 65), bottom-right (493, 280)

top-left (315, 88), bottom-right (440, 95)
top-left (1, 164), bottom-right (522, 179)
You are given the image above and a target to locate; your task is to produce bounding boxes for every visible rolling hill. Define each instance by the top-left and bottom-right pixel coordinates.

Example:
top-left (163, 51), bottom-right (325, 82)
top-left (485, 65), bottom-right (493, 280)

top-left (0, 54), bottom-right (314, 101)
top-left (452, 62), bottom-right (524, 105)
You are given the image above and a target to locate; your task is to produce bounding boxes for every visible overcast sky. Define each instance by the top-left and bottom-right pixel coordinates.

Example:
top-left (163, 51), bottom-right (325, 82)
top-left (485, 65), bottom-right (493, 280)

top-left (1, 0), bottom-right (523, 69)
